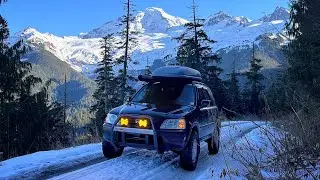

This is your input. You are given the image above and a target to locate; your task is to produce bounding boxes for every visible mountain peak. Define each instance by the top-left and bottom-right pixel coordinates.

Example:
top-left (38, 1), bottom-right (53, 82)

top-left (205, 11), bottom-right (251, 27)
top-left (274, 6), bottom-right (289, 13)
top-left (205, 11), bottom-right (232, 26)
top-left (145, 7), bottom-right (166, 13)
top-left (22, 27), bottom-right (39, 34)
top-left (17, 27), bottom-right (43, 39)
top-left (141, 7), bottom-right (188, 32)
top-left (215, 11), bottom-right (229, 16)
top-left (260, 6), bottom-right (289, 22)
top-left (83, 6), bottom-right (188, 38)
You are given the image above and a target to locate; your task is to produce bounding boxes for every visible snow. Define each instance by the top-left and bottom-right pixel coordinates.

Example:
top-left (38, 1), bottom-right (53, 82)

top-left (0, 121), bottom-right (282, 179)
top-left (259, 6), bottom-right (290, 22)
top-left (271, 20), bottom-right (284, 25)
top-left (0, 143), bottom-right (104, 179)
top-left (13, 6), bottom-right (289, 77)
top-left (248, 23), bottom-right (262, 27)
top-left (141, 7), bottom-right (189, 33)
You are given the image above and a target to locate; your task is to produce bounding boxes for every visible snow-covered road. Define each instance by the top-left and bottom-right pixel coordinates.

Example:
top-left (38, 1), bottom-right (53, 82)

top-left (50, 121), bottom-right (271, 180)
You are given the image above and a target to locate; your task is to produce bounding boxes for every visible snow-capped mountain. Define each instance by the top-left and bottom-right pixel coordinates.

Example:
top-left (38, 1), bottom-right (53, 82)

top-left (140, 7), bottom-right (189, 33)
top-left (82, 7), bottom-right (188, 39)
top-left (15, 7), bottom-right (289, 78)
top-left (259, 7), bottom-right (290, 22)
top-left (205, 11), bottom-right (251, 27)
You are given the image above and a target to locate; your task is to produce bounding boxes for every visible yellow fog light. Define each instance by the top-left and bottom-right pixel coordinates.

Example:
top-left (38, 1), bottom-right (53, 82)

top-left (138, 119), bottom-right (148, 128)
top-left (120, 118), bottom-right (129, 127)
top-left (178, 119), bottom-right (185, 129)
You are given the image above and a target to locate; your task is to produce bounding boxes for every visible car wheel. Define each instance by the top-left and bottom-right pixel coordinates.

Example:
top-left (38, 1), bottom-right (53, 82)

top-left (208, 127), bottom-right (220, 155)
top-left (102, 140), bottom-right (124, 159)
top-left (180, 131), bottom-right (200, 171)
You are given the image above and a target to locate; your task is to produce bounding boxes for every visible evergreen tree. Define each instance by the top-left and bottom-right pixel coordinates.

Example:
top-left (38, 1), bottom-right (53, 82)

top-left (225, 62), bottom-right (242, 116)
top-left (13, 82), bottom-right (72, 156)
top-left (244, 43), bottom-right (264, 114)
top-left (91, 34), bottom-right (120, 137)
top-left (117, 0), bottom-right (138, 102)
top-left (0, 2), bottom-right (71, 159)
top-left (265, 74), bottom-right (291, 114)
top-left (286, 0), bottom-right (320, 100)
top-left (175, 0), bottom-right (226, 108)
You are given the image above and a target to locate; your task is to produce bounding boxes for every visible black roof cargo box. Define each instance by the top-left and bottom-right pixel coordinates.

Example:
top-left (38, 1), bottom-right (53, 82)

top-left (138, 66), bottom-right (202, 82)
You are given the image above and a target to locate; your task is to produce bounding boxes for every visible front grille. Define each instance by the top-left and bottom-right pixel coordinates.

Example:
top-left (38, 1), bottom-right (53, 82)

top-left (116, 132), bottom-right (154, 145)
top-left (126, 134), bottom-right (154, 145)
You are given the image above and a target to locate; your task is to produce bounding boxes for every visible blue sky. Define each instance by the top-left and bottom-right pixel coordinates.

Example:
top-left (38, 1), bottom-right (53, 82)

top-left (0, 0), bottom-right (288, 36)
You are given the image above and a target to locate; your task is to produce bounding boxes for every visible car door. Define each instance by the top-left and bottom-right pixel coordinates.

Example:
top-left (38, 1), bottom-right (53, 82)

top-left (197, 87), bottom-right (209, 139)
top-left (200, 87), bottom-right (215, 138)
top-left (205, 88), bottom-right (219, 133)
top-left (207, 88), bottom-right (220, 130)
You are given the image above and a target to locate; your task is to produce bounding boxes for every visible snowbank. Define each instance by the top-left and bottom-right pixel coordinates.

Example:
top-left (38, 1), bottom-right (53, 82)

top-left (0, 143), bottom-right (103, 179)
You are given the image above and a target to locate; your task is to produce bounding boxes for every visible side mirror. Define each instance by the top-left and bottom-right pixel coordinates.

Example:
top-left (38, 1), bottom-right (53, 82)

top-left (200, 100), bottom-right (211, 109)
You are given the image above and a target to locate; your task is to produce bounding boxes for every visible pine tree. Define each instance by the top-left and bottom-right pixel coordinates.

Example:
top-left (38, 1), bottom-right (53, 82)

top-left (117, 0), bottom-right (138, 102)
top-left (175, 0), bottom-right (226, 108)
top-left (244, 43), bottom-right (264, 115)
top-left (91, 34), bottom-right (120, 137)
top-left (1, 2), bottom-right (71, 158)
top-left (225, 61), bottom-right (242, 116)
top-left (15, 81), bottom-right (72, 155)
top-left (0, 13), bottom-right (30, 158)
top-left (286, 0), bottom-right (320, 100)
top-left (265, 74), bottom-right (291, 114)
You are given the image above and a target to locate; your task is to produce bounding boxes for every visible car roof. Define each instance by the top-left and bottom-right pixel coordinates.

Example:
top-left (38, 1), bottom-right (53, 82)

top-left (139, 66), bottom-right (203, 82)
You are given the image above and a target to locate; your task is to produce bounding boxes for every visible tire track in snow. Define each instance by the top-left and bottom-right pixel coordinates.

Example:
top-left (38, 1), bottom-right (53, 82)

top-left (136, 122), bottom-right (265, 180)
top-left (50, 148), bottom-right (148, 180)
top-left (51, 121), bottom-right (264, 180)
top-left (43, 147), bottom-right (141, 179)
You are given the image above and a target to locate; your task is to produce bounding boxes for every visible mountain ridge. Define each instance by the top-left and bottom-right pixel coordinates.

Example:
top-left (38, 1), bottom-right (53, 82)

top-left (14, 6), bottom-right (289, 79)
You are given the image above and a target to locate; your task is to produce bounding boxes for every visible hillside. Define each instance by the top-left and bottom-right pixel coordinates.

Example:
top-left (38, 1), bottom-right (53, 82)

top-left (24, 48), bottom-right (96, 126)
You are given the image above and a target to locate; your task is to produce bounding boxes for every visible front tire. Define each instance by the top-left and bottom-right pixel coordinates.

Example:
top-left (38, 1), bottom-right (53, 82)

top-left (208, 127), bottom-right (220, 155)
top-left (102, 141), bottom-right (124, 159)
top-left (180, 131), bottom-right (200, 171)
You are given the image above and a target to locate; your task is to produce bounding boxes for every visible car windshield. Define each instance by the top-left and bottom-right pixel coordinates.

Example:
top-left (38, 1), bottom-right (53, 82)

top-left (131, 82), bottom-right (195, 106)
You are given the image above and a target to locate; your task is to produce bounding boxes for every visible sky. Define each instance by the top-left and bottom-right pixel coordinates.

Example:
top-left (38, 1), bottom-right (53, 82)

top-left (0, 0), bottom-right (289, 36)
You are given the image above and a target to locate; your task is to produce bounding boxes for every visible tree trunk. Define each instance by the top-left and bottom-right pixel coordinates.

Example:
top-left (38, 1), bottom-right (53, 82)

top-left (122, 0), bottom-right (130, 103)
top-left (104, 38), bottom-right (108, 114)
top-left (192, 0), bottom-right (200, 69)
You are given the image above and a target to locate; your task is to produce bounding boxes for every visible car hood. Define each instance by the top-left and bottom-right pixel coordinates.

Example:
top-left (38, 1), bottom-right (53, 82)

top-left (110, 102), bottom-right (195, 120)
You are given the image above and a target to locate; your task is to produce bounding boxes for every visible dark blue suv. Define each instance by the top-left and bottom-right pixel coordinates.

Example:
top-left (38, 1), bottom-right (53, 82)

top-left (102, 66), bottom-right (221, 171)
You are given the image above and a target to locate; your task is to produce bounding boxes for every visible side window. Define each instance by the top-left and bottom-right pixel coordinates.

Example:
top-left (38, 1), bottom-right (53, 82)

top-left (203, 89), bottom-right (210, 101)
top-left (176, 85), bottom-right (195, 106)
top-left (198, 88), bottom-right (210, 102)
top-left (206, 88), bottom-right (217, 107)
top-left (198, 88), bottom-right (204, 102)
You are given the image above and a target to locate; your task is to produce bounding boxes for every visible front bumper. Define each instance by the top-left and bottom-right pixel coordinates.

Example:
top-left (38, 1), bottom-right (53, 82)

top-left (103, 123), bottom-right (189, 153)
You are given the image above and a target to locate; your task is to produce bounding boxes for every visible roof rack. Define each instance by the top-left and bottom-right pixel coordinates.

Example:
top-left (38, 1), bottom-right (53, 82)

top-left (138, 66), bottom-right (202, 82)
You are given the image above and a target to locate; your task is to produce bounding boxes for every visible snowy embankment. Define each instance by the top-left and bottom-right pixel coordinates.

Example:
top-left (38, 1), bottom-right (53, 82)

top-left (0, 143), bottom-right (105, 179)
top-left (0, 121), bottom-right (279, 179)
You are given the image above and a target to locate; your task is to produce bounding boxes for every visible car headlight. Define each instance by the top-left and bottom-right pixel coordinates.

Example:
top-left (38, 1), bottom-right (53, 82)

top-left (160, 118), bottom-right (186, 129)
top-left (104, 113), bottom-right (118, 124)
